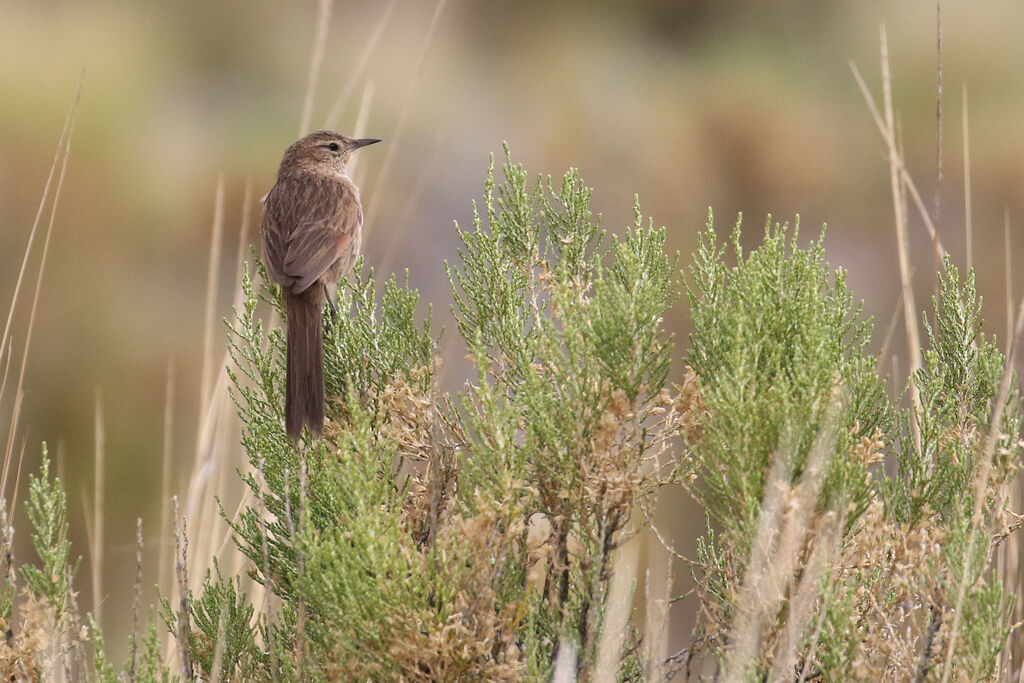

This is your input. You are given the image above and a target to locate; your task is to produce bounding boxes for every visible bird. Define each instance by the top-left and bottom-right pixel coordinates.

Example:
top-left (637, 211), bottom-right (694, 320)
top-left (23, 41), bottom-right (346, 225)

top-left (259, 130), bottom-right (381, 439)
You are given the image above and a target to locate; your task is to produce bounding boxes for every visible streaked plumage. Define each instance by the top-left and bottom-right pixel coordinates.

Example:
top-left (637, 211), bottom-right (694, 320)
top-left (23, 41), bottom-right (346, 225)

top-left (260, 130), bottom-right (380, 438)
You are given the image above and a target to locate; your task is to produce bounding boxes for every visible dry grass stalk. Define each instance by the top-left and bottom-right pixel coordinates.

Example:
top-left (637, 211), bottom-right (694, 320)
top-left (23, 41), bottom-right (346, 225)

top-left (195, 175), bottom-right (226, 468)
top-left (0, 74), bottom-right (82, 400)
top-left (1003, 240), bottom-right (1023, 675)
top-left (323, 0), bottom-right (397, 130)
top-left (363, 0), bottom-right (451, 243)
top-left (880, 25), bottom-right (923, 457)
top-left (770, 506), bottom-right (843, 682)
top-left (933, 0), bottom-right (943, 226)
top-left (295, 455), bottom-right (308, 680)
top-left (643, 536), bottom-right (675, 682)
top-left (128, 518), bottom-right (143, 681)
top-left (593, 535), bottom-right (640, 682)
top-left (1005, 212), bottom-right (1014, 354)
top-left (208, 604), bottom-right (228, 683)
top-left (158, 359), bottom-right (176, 616)
top-left (2, 78), bottom-right (81, 503)
top-left (962, 84), bottom-right (972, 273)
top-left (721, 396), bottom-right (841, 681)
top-left (849, 58), bottom-right (946, 264)
top-left (298, 0), bottom-right (334, 137)
top-left (254, 457), bottom-right (278, 682)
top-left (164, 178), bottom-right (257, 675)
top-left (91, 392), bottom-right (105, 629)
top-left (171, 496), bottom-right (192, 679)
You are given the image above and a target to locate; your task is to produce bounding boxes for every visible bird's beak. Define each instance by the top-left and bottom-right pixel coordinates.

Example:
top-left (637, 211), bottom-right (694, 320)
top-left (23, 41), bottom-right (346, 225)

top-left (352, 138), bottom-right (382, 150)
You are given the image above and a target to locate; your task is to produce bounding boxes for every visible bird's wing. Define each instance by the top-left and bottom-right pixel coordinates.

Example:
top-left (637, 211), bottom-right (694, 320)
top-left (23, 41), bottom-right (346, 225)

top-left (260, 186), bottom-right (292, 286)
top-left (263, 175), bottom-right (362, 294)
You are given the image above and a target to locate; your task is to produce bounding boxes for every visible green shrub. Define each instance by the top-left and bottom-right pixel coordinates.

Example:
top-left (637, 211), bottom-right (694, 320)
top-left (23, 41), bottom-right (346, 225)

top-left (1, 151), bottom-right (1018, 682)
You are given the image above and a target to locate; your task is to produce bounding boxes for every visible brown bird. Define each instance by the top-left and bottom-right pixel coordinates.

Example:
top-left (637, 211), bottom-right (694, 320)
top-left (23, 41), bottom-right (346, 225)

top-left (260, 130), bottom-right (381, 439)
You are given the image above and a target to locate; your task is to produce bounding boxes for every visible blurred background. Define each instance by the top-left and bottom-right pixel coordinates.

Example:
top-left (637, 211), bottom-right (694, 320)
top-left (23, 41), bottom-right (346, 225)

top-left (2, 0), bottom-right (1024, 662)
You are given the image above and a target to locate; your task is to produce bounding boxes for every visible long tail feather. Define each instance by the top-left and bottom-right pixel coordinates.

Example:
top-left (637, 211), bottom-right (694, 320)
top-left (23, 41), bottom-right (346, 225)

top-left (285, 287), bottom-right (324, 439)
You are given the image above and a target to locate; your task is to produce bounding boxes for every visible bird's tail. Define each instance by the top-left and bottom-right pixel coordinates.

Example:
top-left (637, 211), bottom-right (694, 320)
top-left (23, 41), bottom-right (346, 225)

top-left (285, 287), bottom-right (325, 439)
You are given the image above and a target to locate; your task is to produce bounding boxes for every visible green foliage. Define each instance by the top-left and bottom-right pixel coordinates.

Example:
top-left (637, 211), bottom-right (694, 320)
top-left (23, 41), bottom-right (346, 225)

top-left (192, 560), bottom-right (261, 679)
top-left (291, 402), bottom-right (412, 676)
top-left (684, 217), bottom-right (1020, 679)
top-left (159, 560), bottom-right (262, 680)
top-left (875, 257), bottom-right (1019, 678)
top-left (3, 149), bottom-right (1018, 681)
top-left (448, 148), bottom-right (673, 403)
top-left (136, 609), bottom-right (174, 683)
top-left (448, 149), bottom-right (676, 674)
top-left (88, 616), bottom-right (117, 683)
top-left (886, 257), bottom-right (1018, 524)
top-left (685, 213), bottom-right (890, 548)
top-left (20, 445), bottom-right (79, 615)
top-left (227, 250), bottom-right (454, 678)
top-left (324, 266), bottom-right (436, 398)
top-left (227, 256), bottom-right (437, 599)
top-left (219, 147), bottom-right (678, 679)
top-left (0, 503), bottom-right (12, 625)
top-left (219, 155), bottom-right (1021, 680)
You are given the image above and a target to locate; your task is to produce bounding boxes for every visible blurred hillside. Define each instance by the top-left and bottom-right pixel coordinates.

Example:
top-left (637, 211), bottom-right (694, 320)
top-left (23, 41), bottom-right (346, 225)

top-left (2, 0), bottom-right (1023, 662)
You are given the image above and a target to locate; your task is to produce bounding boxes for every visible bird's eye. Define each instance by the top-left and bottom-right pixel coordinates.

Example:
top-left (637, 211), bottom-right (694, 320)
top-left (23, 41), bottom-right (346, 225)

top-left (327, 142), bottom-right (340, 152)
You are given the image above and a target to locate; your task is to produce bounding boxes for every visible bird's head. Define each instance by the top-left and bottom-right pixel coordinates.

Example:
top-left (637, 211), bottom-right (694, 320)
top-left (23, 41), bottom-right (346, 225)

top-left (279, 130), bottom-right (381, 178)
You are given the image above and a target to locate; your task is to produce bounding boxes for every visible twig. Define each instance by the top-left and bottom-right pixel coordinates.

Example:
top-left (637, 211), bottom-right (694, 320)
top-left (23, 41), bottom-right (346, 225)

top-left (257, 458), bottom-right (279, 682)
top-left (296, 455), bottom-right (308, 680)
top-left (172, 496), bottom-right (193, 679)
top-left (877, 292), bottom-right (905, 376)
top-left (129, 518), bottom-right (143, 681)
top-left (914, 605), bottom-right (940, 683)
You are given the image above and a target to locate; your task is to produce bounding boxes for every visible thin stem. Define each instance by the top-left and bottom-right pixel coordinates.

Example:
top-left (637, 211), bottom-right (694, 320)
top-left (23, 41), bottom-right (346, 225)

top-left (963, 85), bottom-right (972, 273)
top-left (879, 25), bottom-right (923, 456)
